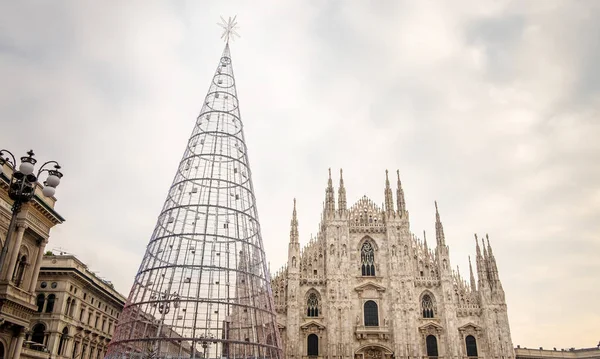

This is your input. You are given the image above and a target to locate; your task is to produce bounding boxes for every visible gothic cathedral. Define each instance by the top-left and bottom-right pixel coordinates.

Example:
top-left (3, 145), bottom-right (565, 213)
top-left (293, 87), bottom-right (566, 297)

top-left (271, 169), bottom-right (514, 359)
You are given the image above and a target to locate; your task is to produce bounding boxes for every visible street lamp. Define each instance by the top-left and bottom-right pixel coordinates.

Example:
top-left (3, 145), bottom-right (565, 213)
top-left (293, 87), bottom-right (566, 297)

top-left (0, 149), bottom-right (63, 273)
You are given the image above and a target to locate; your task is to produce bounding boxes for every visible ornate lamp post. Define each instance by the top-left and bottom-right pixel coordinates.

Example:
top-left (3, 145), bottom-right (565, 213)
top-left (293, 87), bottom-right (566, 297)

top-left (0, 149), bottom-right (63, 273)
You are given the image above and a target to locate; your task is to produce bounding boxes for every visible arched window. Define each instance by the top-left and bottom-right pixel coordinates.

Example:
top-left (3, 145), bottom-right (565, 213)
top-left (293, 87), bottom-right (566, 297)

top-left (13, 255), bottom-right (27, 287)
top-left (36, 294), bottom-right (45, 313)
top-left (69, 299), bottom-right (76, 317)
top-left (31, 323), bottom-right (46, 345)
top-left (363, 300), bottom-right (379, 326)
top-left (466, 335), bottom-right (478, 357)
top-left (422, 294), bottom-right (434, 318)
top-left (65, 297), bottom-right (72, 316)
top-left (58, 327), bottom-right (69, 355)
top-left (46, 294), bottom-right (56, 313)
top-left (307, 292), bottom-right (319, 317)
top-left (361, 241), bottom-right (376, 276)
top-left (307, 334), bottom-right (318, 357)
top-left (426, 335), bottom-right (438, 357)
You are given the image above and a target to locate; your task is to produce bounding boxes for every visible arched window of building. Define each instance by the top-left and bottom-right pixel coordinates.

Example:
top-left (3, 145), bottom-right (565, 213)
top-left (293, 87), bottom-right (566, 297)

top-left (307, 292), bottom-right (319, 317)
top-left (466, 335), bottom-right (478, 357)
top-left (363, 300), bottom-right (379, 326)
top-left (46, 294), bottom-right (56, 313)
top-left (69, 299), bottom-right (76, 317)
top-left (307, 334), bottom-right (318, 357)
top-left (31, 323), bottom-right (46, 345)
top-left (361, 241), bottom-right (376, 276)
top-left (421, 294), bottom-right (434, 318)
top-left (36, 294), bottom-right (45, 313)
top-left (13, 255), bottom-right (27, 287)
top-left (426, 335), bottom-right (438, 358)
top-left (65, 297), bottom-right (72, 316)
top-left (58, 327), bottom-right (69, 355)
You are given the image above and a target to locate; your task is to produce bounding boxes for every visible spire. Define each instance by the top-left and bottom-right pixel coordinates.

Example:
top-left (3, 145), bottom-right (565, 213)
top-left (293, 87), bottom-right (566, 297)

top-left (107, 25), bottom-right (282, 359)
top-left (423, 230), bottom-right (429, 254)
top-left (396, 170), bottom-right (406, 215)
top-left (469, 256), bottom-right (477, 291)
top-left (290, 198), bottom-right (299, 243)
top-left (325, 168), bottom-right (335, 212)
top-left (486, 234), bottom-right (502, 287)
top-left (338, 169), bottom-right (347, 211)
top-left (481, 237), bottom-right (488, 260)
top-left (435, 201), bottom-right (446, 247)
top-left (486, 234), bottom-right (495, 261)
top-left (474, 234), bottom-right (486, 288)
top-left (384, 170), bottom-right (394, 215)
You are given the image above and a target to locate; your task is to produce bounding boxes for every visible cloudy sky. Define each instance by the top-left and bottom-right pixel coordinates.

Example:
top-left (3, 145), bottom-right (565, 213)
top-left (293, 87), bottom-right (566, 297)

top-left (1, 0), bottom-right (598, 349)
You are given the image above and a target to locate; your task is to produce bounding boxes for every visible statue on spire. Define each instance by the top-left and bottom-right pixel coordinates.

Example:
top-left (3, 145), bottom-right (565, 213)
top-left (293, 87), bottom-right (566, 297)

top-left (338, 169), bottom-right (347, 211)
top-left (435, 201), bottom-right (446, 247)
top-left (384, 170), bottom-right (394, 215)
top-left (290, 198), bottom-right (299, 243)
top-left (469, 256), bottom-right (477, 291)
top-left (396, 170), bottom-right (406, 216)
top-left (325, 168), bottom-right (335, 213)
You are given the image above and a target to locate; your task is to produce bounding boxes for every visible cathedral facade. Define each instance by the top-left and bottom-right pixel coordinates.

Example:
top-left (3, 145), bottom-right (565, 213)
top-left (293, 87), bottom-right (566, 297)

top-left (271, 169), bottom-right (514, 359)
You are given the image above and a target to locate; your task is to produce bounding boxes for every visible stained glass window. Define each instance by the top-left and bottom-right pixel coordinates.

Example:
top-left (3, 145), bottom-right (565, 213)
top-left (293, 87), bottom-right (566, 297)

top-left (361, 242), bottom-right (376, 276)
top-left (307, 293), bottom-right (319, 317)
top-left (422, 294), bottom-right (434, 318)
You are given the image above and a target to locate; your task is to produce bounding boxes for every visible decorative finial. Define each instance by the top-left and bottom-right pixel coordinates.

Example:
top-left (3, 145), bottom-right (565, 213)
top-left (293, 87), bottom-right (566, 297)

top-left (218, 16), bottom-right (240, 44)
top-left (328, 168), bottom-right (332, 179)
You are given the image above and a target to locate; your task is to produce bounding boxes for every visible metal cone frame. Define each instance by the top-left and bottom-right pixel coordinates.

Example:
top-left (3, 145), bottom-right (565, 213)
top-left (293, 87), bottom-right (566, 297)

top-left (107, 42), bottom-right (282, 359)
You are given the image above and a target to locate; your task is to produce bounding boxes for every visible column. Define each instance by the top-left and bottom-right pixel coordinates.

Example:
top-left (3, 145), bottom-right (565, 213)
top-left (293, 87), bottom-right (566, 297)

top-left (11, 329), bottom-right (25, 359)
top-left (5, 224), bottom-right (27, 281)
top-left (28, 240), bottom-right (48, 292)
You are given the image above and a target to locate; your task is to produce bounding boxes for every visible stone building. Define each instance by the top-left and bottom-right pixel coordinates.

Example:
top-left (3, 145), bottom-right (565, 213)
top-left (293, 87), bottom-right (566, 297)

top-left (0, 162), bottom-right (64, 359)
top-left (515, 346), bottom-right (600, 359)
top-left (271, 169), bottom-right (514, 359)
top-left (28, 253), bottom-right (126, 359)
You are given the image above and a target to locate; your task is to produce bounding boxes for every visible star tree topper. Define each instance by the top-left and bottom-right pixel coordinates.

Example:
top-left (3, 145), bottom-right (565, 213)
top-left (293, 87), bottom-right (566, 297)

top-left (218, 16), bottom-right (240, 44)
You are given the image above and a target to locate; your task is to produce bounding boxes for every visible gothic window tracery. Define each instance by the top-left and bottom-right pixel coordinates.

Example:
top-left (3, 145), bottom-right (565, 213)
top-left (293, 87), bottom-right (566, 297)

top-left (361, 242), bottom-right (376, 276)
top-left (421, 293), bottom-right (435, 318)
top-left (307, 292), bottom-right (319, 317)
